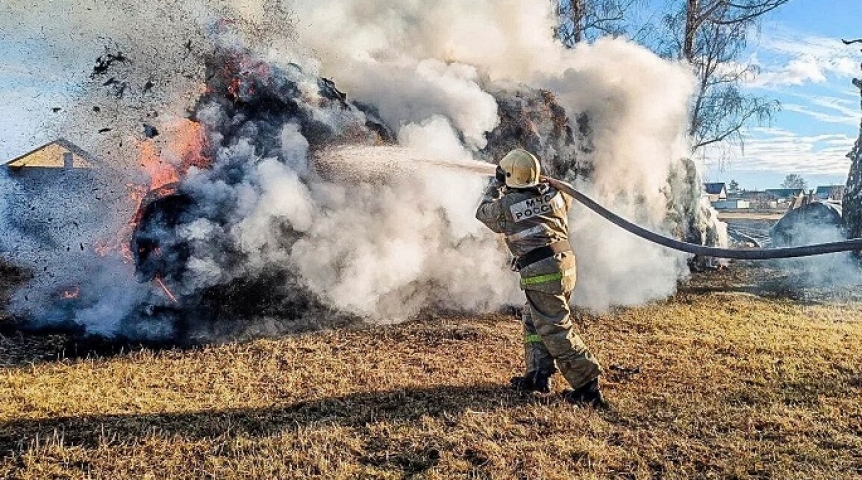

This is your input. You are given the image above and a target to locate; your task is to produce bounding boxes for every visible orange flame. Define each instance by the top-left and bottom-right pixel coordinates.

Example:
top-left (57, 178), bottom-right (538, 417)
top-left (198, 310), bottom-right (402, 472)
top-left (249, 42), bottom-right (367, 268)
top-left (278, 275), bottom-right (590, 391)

top-left (139, 141), bottom-right (180, 191)
top-left (173, 118), bottom-right (209, 171)
top-left (89, 117), bottom-right (211, 263)
top-left (137, 118), bottom-right (209, 190)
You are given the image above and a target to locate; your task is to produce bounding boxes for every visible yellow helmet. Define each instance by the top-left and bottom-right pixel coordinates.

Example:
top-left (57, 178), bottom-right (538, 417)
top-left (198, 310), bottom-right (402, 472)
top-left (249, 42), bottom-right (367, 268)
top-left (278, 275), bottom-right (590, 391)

top-left (499, 149), bottom-right (541, 188)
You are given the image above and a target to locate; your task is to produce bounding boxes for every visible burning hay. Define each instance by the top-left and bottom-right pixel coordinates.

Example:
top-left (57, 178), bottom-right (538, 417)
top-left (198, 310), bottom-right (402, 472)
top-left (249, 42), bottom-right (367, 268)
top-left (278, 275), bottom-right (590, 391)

top-left (0, 0), bottom-right (727, 340)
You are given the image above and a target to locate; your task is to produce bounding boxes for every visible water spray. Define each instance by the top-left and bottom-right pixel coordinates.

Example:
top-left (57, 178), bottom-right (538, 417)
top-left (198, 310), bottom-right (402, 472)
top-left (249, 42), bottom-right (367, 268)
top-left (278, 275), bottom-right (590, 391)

top-left (339, 151), bottom-right (862, 260)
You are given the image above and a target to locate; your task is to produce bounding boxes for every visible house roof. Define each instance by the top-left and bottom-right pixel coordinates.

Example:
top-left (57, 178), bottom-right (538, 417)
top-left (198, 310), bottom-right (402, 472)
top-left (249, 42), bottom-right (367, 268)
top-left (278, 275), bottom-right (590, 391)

top-left (815, 185), bottom-right (844, 195)
top-left (703, 182), bottom-right (726, 195)
top-left (765, 188), bottom-right (805, 198)
top-left (737, 190), bottom-right (768, 199)
top-left (2, 138), bottom-right (98, 169)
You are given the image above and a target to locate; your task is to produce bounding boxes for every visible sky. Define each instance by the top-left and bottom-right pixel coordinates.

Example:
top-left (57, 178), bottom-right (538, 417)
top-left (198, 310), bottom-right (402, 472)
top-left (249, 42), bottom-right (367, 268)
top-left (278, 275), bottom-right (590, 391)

top-left (699, 0), bottom-right (862, 190)
top-left (0, 0), bottom-right (861, 191)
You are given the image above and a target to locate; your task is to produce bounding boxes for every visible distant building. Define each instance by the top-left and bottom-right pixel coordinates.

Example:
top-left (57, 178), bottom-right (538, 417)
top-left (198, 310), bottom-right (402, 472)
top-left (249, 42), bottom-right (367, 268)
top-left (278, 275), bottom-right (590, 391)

top-left (735, 190), bottom-right (777, 209)
top-left (3, 138), bottom-right (96, 171)
top-left (703, 183), bottom-right (727, 203)
top-left (1, 139), bottom-right (104, 251)
top-left (765, 188), bottom-right (806, 203)
top-left (713, 199), bottom-right (750, 210)
top-left (2, 138), bottom-right (101, 194)
top-left (815, 185), bottom-right (845, 202)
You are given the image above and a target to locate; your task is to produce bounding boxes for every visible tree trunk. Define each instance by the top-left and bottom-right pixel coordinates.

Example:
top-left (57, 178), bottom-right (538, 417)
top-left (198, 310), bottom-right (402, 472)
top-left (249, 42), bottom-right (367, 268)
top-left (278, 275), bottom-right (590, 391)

top-left (571, 0), bottom-right (584, 44)
top-left (684, 0), bottom-right (698, 61)
top-left (843, 77), bottom-right (862, 242)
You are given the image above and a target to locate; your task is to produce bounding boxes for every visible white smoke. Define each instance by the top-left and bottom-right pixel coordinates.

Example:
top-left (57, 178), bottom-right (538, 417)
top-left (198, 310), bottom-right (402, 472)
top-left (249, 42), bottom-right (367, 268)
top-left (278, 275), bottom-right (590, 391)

top-left (0, 165), bottom-right (147, 336)
top-left (180, 101), bottom-right (519, 322)
top-left (769, 204), bottom-right (861, 289)
top-left (285, 0), bottom-right (698, 309)
top-left (2, 0), bottom-right (722, 336)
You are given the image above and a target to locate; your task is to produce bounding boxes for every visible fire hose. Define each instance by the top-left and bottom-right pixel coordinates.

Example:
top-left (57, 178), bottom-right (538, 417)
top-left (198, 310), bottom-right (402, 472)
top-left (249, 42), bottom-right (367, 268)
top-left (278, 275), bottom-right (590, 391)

top-left (542, 177), bottom-right (862, 260)
top-left (316, 149), bottom-right (862, 260)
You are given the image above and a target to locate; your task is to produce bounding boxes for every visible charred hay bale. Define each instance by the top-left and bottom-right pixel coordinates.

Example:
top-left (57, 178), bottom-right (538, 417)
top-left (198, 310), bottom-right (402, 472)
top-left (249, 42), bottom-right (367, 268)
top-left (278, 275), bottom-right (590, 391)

top-left (770, 202), bottom-right (845, 247)
top-left (197, 50), bottom-right (392, 156)
top-left (483, 88), bottom-right (589, 179)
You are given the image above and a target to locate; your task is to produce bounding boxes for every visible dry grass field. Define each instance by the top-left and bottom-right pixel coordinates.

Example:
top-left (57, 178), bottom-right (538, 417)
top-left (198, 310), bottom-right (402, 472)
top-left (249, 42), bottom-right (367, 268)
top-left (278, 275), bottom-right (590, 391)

top-left (717, 211), bottom-right (786, 221)
top-left (1, 260), bottom-right (861, 479)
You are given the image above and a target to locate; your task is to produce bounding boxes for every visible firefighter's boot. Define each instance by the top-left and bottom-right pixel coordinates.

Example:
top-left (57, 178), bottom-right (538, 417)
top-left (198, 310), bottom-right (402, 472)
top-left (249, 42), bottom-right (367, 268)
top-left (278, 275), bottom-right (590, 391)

top-left (510, 369), bottom-right (554, 394)
top-left (562, 378), bottom-right (608, 409)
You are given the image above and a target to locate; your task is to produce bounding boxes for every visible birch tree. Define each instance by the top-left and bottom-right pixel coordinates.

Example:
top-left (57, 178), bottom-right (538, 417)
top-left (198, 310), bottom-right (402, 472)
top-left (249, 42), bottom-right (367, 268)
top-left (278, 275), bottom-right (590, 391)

top-left (556, 0), bottom-right (641, 46)
top-left (675, 0), bottom-right (790, 150)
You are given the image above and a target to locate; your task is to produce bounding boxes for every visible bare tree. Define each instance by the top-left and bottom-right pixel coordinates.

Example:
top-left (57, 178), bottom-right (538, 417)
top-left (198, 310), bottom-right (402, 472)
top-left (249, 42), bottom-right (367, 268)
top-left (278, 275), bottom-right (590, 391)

top-left (781, 174), bottom-right (807, 191)
top-left (556, 0), bottom-right (642, 46)
top-left (728, 179), bottom-right (740, 194)
top-left (558, 0), bottom-right (585, 45)
top-left (553, 1), bottom-right (789, 152)
top-left (661, 0), bottom-right (789, 150)
top-left (684, 0), bottom-right (698, 61)
top-left (682, 1), bottom-right (790, 62)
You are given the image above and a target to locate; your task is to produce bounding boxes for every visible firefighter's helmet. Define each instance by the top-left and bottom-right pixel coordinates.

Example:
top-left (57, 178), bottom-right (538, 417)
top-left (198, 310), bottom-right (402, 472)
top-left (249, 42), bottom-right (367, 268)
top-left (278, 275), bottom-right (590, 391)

top-left (499, 149), bottom-right (541, 188)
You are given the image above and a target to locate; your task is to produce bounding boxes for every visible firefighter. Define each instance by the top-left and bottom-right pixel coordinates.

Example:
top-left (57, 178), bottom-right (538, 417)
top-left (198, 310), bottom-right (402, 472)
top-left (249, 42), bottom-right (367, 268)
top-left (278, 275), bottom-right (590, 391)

top-left (475, 148), bottom-right (606, 407)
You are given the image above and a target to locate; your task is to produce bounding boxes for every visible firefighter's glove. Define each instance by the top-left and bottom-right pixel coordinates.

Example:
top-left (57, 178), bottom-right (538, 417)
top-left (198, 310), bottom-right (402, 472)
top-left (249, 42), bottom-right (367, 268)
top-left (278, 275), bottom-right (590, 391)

top-left (484, 183), bottom-right (503, 200)
top-left (495, 164), bottom-right (507, 185)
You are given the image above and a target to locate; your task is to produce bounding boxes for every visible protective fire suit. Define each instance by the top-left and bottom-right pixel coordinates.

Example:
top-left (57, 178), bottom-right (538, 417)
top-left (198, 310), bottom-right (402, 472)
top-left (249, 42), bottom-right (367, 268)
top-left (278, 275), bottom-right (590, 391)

top-left (476, 180), bottom-right (601, 390)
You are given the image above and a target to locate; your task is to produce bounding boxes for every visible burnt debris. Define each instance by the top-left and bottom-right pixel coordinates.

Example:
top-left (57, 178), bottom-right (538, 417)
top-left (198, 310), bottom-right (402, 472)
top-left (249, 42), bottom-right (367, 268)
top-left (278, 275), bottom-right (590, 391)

top-left (91, 51), bottom-right (128, 77)
top-left (196, 50), bottom-right (393, 157)
top-left (143, 124), bottom-right (159, 138)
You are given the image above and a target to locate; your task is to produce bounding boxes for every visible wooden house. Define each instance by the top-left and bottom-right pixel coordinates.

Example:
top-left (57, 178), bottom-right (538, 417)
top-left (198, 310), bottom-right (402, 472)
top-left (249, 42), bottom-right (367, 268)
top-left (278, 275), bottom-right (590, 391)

top-left (703, 183), bottom-right (727, 203)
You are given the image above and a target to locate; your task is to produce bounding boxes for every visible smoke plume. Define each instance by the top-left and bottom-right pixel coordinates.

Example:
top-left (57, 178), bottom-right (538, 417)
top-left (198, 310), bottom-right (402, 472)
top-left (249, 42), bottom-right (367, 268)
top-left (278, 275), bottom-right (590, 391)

top-left (0, 0), bottom-right (725, 338)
